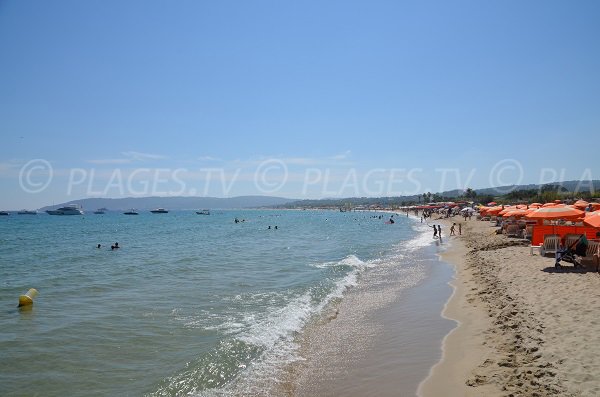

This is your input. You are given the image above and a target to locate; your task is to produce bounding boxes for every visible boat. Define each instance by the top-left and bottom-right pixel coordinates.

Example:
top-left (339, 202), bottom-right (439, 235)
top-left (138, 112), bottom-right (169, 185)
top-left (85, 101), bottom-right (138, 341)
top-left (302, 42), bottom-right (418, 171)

top-left (0, 211), bottom-right (9, 216)
top-left (150, 208), bottom-right (169, 214)
top-left (46, 205), bottom-right (83, 215)
top-left (93, 208), bottom-right (108, 214)
top-left (196, 209), bottom-right (210, 215)
top-left (18, 210), bottom-right (37, 215)
top-left (123, 209), bottom-right (139, 215)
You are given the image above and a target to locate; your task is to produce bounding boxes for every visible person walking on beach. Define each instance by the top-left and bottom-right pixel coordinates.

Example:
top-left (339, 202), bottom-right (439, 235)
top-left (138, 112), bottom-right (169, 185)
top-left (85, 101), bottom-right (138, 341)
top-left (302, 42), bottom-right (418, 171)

top-left (450, 223), bottom-right (456, 236)
top-left (437, 225), bottom-right (442, 237)
top-left (458, 223), bottom-right (462, 235)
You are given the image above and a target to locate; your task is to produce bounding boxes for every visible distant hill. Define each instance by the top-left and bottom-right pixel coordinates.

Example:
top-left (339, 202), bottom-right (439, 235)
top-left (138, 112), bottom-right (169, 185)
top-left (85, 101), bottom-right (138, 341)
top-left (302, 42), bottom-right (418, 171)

top-left (39, 196), bottom-right (297, 211)
top-left (39, 180), bottom-right (600, 211)
top-left (473, 180), bottom-right (600, 196)
top-left (275, 179), bottom-right (600, 208)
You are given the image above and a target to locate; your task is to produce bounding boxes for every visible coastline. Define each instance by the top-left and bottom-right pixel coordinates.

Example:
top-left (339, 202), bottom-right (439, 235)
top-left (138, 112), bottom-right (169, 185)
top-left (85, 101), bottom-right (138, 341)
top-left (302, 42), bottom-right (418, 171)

top-left (282, 214), bottom-right (455, 396)
top-left (420, 215), bottom-right (600, 396)
top-left (418, 218), bottom-right (498, 396)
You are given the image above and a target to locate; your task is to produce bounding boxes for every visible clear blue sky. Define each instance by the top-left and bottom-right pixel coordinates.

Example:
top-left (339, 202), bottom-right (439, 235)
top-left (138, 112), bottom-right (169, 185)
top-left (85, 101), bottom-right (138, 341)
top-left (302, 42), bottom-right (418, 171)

top-left (1, 0), bottom-right (599, 208)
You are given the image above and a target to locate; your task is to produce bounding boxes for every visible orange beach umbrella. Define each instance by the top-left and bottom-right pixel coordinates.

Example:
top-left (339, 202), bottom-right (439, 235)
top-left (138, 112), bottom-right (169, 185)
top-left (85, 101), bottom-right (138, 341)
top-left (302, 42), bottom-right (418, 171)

top-left (498, 206), bottom-right (517, 216)
top-left (573, 200), bottom-right (589, 210)
top-left (502, 209), bottom-right (532, 218)
top-left (486, 206), bottom-right (504, 215)
top-left (525, 206), bottom-right (585, 221)
top-left (583, 211), bottom-right (600, 229)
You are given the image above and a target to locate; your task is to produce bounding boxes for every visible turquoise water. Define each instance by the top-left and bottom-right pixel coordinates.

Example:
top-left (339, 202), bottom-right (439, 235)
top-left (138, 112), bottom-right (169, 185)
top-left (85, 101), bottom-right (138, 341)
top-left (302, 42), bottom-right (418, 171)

top-left (0, 210), bottom-right (438, 396)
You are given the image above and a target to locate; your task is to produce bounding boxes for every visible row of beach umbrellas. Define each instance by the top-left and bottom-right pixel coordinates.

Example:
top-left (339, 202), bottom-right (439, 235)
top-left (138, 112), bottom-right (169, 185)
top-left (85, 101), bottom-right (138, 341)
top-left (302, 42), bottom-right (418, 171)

top-left (479, 201), bottom-right (600, 229)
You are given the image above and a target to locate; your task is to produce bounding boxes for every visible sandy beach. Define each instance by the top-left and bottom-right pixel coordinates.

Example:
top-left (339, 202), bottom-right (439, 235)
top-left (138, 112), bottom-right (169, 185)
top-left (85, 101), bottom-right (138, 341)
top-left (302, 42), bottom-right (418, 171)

top-left (420, 216), bottom-right (600, 397)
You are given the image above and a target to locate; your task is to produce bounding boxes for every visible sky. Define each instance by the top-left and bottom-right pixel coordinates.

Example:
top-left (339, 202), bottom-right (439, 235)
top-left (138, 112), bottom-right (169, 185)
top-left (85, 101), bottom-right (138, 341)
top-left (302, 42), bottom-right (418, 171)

top-left (1, 0), bottom-right (599, 209)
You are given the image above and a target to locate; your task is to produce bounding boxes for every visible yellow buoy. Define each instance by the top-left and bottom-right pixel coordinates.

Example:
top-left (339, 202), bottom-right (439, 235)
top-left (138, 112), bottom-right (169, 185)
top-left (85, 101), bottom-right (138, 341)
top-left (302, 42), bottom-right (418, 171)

top-left (18, 288), bottom-right (38, 307)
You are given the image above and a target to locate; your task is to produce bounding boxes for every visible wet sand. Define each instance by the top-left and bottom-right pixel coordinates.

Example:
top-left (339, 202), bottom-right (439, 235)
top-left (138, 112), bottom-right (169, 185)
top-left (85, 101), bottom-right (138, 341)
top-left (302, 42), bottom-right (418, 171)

top-left (284, 230), bottom-right (455, 397)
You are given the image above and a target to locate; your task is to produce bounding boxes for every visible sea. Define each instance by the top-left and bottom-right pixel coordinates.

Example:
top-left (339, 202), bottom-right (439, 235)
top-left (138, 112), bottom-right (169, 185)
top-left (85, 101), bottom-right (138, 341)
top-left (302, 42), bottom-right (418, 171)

top-left (0, 209), bottom-right (454, 397)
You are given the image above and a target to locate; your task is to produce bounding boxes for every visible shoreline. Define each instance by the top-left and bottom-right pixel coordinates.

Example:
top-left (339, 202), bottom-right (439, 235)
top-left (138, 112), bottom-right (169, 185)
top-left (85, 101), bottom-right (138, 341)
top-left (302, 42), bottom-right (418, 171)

top-left (282, 214), bottom-right (455, 396)
top-left (418, 217), bottom-right (498, 396)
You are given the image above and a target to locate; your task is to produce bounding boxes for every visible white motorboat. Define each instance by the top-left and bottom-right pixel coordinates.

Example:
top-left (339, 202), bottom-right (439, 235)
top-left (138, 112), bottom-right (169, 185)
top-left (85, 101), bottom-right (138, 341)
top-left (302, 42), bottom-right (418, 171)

top-left (150, 208), bottom-right (169, 214)
top-left (196, 209), bottom-right (210, 215)
top-left (123, 209), bottom-right (139, 215)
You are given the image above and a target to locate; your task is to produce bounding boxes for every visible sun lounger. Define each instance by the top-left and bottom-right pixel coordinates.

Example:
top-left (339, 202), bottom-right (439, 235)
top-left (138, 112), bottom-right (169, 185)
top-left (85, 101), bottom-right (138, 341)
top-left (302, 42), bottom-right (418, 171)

top-left (506, 224), bottom-right (520, 237)
top-left (580, 240), bottom-right (600, 271)
top-left (523, 225), bottom-right (534, 240)
top-left (539, 234), bottom-right (561, 257)
top-left (564, 234), bottom-right (582, 251)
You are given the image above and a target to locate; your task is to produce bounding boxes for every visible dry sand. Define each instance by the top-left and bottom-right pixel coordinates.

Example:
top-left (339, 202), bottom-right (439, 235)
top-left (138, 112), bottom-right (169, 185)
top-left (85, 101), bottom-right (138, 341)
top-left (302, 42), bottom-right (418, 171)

top-left (420, 217), bottom-right (600, 397)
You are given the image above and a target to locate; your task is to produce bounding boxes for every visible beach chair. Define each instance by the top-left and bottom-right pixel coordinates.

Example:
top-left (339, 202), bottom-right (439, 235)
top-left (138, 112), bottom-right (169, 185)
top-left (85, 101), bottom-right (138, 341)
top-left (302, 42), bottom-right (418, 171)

top-left (539, 234), bottom-right (561, 257)
top-left (523, 225), bottom-right (534, 240)
top-left (564, 234), bottom-right (582, 251)
top-left (580, 240), bottom-right (600, 271)
top-left (506, 224), bottom-right (520, 237)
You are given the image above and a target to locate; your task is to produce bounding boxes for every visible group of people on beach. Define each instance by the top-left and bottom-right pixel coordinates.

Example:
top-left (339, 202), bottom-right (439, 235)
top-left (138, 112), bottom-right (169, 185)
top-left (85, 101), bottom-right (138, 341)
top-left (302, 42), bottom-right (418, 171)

top-left (450, 222), bottom-right (462, 236)
top-left (429, 224), bottom-right (442, 239)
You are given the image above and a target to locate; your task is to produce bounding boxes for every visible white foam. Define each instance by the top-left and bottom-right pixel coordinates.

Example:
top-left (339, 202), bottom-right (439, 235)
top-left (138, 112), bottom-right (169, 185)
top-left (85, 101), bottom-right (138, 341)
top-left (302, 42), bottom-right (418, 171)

top-left (167, 223), bottom-right (436, 396)
top-left (310, 254), bottom-right (367, 269)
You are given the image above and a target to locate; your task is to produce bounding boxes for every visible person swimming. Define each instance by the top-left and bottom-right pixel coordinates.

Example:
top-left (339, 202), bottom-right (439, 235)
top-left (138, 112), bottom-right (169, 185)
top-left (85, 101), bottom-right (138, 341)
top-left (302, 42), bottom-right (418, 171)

top-left (111, 242), bottom-right (120, 250)
top-left (97, 244), bottom-right (101, 249)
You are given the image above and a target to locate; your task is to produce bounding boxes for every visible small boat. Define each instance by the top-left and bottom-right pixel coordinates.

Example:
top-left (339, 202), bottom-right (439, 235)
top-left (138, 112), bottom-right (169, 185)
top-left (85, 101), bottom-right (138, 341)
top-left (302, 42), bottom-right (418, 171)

top-left (196, 209), bottom-right (210, 215)
top-left (46, 205), bottom-right (84, 215)
top-left (18, 210), bottom-right (37, 215)
top-left (150, 208), bottom-right (169, 214)
top-left (0, 211), bottom-right (9, 216)
top-left (123, 209), bottom-right (139, 215)
top-left (93, 208), bottom-right (108, 214)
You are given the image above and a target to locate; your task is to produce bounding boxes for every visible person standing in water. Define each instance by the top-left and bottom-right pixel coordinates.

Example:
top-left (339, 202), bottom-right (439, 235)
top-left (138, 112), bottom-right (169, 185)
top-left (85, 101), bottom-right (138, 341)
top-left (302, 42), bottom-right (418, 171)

top-left (429, 224), bottom-right (438, 238)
